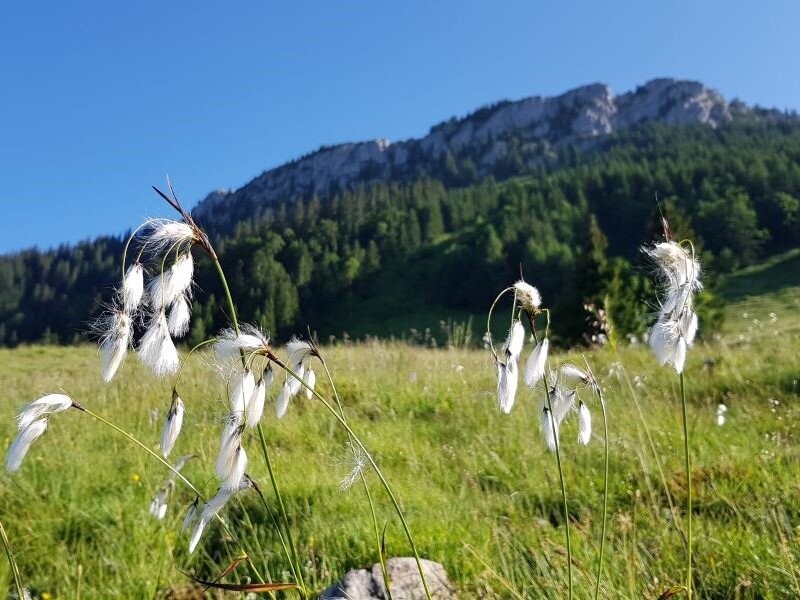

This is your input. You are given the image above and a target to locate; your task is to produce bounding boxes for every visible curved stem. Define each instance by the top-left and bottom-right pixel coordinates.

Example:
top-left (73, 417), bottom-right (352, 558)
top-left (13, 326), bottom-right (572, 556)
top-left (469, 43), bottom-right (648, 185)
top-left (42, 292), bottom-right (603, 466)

top-left (77, 405), bottom-right (263, 582)
top-left (593, 388), bottom-right (609, 600)
top-left (321, 358), bottom-right (394, 600)
top-left (680, 372), bottom-right (693, 599)
top-left (0, 519), bottom-right (25, 600)
top-left (527, 315), bottom-right (571, 599)
top-left (485, 287), bottom-right (513, 358)
top-left (209, 254), bottom-right (306, 598)
top-left (272, 356), bottom-right (432, 600)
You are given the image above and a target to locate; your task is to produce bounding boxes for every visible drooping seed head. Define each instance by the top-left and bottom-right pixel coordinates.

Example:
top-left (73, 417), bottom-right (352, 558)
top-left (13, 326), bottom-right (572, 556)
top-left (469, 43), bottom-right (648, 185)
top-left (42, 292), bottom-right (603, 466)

top-left (161, 392), bottom-right (185, 458)
top-left (16, 393), bottom-right (74, 431)
top-left (213, 324), bottom-right (269, 361)
top-left (541, 407), bottom-right (558, 453)
top-left (524, 338), bottom-right (549, 388)
top-left (513, 280), bottom-right (542, 312)
top-left (167, 294), bottom-right (192, 338)
top-left (122, 263), bottom-right (145, 313)
top-left (137, 312), bottom-right (179, 376)
top-left (502, 320), bottom-right (525, 362)
top-left (100, 310), bottom-right (132, 383)
top-left (303, 368), bottom-right (316, 400)
top-left (275, 381), bottom-right (292, 419)
top-left (6, 419), bottom-right (48, 472)
top-left (230, 369), bottom-right (256, 416)
top-left (245, 374), bottom-right (267, 429)
top-left (578, 401), bottom-right (592, 445)
top-left (496, 358), bottom-right (519, 414)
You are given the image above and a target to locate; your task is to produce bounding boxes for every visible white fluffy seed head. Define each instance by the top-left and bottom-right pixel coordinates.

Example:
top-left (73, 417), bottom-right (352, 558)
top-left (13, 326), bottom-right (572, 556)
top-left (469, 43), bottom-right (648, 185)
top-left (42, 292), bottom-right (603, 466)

top-left (137, 312), bottom-right (179, 377)
top-left (524, 338), bottom-right (549, 387)
top-left (285, 338), bottom-right (313, 367)
top-left (213, 325), bottom-right (269, 361)
top-left (287, 363), bottom-right (305, 397)
top-left (339, 441), bottom-right (369, 491)
top-left (551, 388), bottom-right (575, 428)
top-left (6, 419), bottom-right (48, 472)
top-left (16, 393), bottom-right (73, 431)
top-left (100, 310), bottom-right (132, 383)
top-left (122, 263), bottom-right (145, 313)
top-left (560, 364), bottom-right (590, 385)
top-left (680, 308), bottom-right (699, 346)
top-left (541, 407), bottom-right (558, 453)
top-left (149, 489), bottom-right (169, 520)
top-left (230, 370), bottom-right (256, 416)
top-left (503, 320), bottom-right (525, 362)
top-left (161, 393), bottom-right (185, 458)
top-left (246, 375), bottom-right (267, 429)
top-left (143, 218), bottom-right (196, 257)
top-left (716, 403), bottom-right (727, 427)
top-left (169, 254), bottom-right (194, 300)
top-left (188, 517), bottom-right (207, 554)
top-left (216, 414), bottom-right (244, 481)
top-left (303, 368), bottom-right (316, 400)
top-left (275, 382), bottom-right (292, 419)
top-left (496, 359), bottom-right (519, 414)
top-left (167, 294), bottom-right (192, 338)
top-left (182, 498), bottom-right (199, 534)
top-left (578, 402), bottom-right (592, 445)
top-left (514, 280), bottom-right (542, 312)
top-left (645, 242), bottom-right (702, 291)
top-left (649, 318), bottom-right (686, 374)
top-left (222, 445), bottom-right (248, 490)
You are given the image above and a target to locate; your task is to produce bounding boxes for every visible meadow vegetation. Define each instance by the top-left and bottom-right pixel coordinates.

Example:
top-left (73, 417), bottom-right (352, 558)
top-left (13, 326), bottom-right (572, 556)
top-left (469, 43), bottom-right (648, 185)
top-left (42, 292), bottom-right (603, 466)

top-left (0, 250), bottom-right (798, 598)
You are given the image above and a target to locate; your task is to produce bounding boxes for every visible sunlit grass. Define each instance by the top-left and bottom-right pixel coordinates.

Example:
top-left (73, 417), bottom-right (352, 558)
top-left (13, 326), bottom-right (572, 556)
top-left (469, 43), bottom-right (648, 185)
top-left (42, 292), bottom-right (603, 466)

top-left (1, 251), bottom-right (798, 598)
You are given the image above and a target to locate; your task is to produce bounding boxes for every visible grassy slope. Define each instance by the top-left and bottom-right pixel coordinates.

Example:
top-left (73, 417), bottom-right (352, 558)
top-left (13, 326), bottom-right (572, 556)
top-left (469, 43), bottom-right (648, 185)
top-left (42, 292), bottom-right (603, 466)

top-left (0, 251), bottom-right (798, 598)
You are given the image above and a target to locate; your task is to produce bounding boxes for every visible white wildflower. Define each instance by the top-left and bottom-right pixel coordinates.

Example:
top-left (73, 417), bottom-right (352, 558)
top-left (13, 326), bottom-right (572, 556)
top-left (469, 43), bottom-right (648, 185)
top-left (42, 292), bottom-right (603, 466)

top-left (216, 414), bottom-right (244, 482)
top-left (285, 338), bottom-right (314, 367)
top-left (502, 320), bottom-right (525, 362)
top-left (246, 372), bottom-right (268, 429)
top-left (222, 445), bottom-right (248, 490)
top-left (541, 407), bottom-right (558, 453)
top-left (169, 253), bottom-right (194, 300)
top-left (649, 318), bottom-right (687, 374)
top-left (524, 338), bottom-right (549, 387)
top-left (303, 368), bottom-right (316, 400)
top-left (6, 420), bottom-right (48, 472)
top-left (167, 294), bottom-right (191, 338)
top-left (339, 442), bottom-right (369, 491)
top-left (161, 392), bottom-right (185, 458)
top-left (716, 403), bottom-right (728, 427)
top-left (496, 359), bottom-right (519, 414)
top-left (230, 370), bottom-right (256, 416)
top-left (560, 364), bottom-right (591, 386)
top-left (122, 263), bottom-right (145, 313)
top-left (100, 310), bottom-right (131, 383)
top-left (551, 387), bottom-right (575, 428)
top-left (287, 363), bottom-right (306, 397)
top-left (16, 393), bottom-right (74, 431)
top-left (679, 308), bottom-right (698, 346)
top-left (137, 312), bottom-right (179, 376)
top-left (149, 488), bottom-right (170, 520)
top-left (275, 381), bottom-right (292, 419)
top-left (514, 280), bottom-right (541, 312)
top-left (578, 402), bottom-right (592, 445)
top-left (213, 325), bottom-right (269, 361)
top-left (143, 218), bottom-right (196, 257)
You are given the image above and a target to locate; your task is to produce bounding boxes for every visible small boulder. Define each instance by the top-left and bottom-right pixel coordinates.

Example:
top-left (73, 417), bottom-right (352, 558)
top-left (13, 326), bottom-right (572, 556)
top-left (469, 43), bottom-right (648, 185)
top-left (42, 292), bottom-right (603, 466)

top-left (318, 557), bottom-right (455, 599)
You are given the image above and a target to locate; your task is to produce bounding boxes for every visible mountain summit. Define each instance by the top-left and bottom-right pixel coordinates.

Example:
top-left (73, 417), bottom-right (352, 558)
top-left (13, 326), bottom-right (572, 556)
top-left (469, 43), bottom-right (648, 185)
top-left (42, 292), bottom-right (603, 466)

top-left (193, 78), bottom-right (742, 229)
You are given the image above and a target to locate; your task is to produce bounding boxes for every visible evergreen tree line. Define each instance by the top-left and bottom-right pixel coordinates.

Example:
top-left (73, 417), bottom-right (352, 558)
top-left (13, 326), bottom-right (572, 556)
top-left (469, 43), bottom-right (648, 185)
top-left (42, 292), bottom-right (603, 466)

top-left (1, 119), bottom-right (799, 347)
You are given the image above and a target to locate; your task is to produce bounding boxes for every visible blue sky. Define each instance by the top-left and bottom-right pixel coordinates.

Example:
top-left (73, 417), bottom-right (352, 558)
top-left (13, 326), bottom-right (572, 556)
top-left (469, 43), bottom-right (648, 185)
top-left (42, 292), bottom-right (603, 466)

top-left (1, 1), bottom-right (797, 253)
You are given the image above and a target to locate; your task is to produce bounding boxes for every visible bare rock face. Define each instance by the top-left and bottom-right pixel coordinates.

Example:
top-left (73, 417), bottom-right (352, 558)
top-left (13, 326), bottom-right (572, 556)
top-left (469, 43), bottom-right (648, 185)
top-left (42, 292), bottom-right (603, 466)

top-left (192, 78), bottom-right (746, 233)
top-left (318, 557), bottom-right (455, 599)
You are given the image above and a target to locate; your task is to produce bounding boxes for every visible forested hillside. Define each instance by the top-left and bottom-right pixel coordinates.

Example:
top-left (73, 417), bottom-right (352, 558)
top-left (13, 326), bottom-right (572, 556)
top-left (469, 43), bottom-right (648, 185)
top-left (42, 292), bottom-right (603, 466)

top-left (2, 119), bottom-right (799, 347)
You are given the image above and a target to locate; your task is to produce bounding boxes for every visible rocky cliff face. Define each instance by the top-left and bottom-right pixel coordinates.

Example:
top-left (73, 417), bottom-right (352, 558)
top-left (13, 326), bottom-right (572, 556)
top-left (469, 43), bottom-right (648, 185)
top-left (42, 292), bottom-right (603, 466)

top-left (193, 78), bottom-right (741, 229)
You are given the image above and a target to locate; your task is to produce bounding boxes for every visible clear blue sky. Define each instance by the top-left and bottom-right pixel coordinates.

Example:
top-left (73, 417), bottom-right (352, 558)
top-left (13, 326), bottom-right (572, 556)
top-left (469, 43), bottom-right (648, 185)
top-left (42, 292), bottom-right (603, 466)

top-left (1, 1), bottom-right (797, 253)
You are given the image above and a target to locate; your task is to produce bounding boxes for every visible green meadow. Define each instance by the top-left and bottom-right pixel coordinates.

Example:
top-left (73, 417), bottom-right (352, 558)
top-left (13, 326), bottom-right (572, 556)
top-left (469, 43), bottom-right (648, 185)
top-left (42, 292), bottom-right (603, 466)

top-left (1, 250), bottom-right (799, 599)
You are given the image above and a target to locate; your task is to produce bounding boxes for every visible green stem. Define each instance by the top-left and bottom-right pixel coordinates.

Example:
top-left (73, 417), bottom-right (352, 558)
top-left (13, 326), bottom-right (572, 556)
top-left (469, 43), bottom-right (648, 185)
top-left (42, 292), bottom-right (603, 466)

top-left (321, 359), bottom-right (394, 600)
top-left (209, 255), bottom-right (306, 598)
top-left (0, 519), bottom-right (25, 600)
top-left (78, 405), bottom-right (263, 582)
top-left (273, 357), bottom-right (432, 600)
top-left (593, 389), bottom-right (609, 600)
top-left (256, 423), bottom-right (307, 597)
top-left (526, 314), bottom-right (571, 600)
top-left (680, 372), bottom-right (693, 599)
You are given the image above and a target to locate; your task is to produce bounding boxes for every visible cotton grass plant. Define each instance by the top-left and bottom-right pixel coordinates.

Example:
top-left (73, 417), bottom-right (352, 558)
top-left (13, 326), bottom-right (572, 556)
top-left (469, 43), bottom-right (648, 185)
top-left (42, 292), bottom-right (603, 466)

top-left (642, 222), bottom-right (702, 599)
top-left (4, 183), bottom-right (432, 599)
top-left (485, 279), bottom-right (612, 599)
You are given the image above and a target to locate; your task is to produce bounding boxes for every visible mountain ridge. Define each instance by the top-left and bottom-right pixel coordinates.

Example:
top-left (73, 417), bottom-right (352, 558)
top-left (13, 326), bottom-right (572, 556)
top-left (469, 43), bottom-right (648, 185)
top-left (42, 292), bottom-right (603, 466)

top-left (192, 78), bottom-right (759, 230)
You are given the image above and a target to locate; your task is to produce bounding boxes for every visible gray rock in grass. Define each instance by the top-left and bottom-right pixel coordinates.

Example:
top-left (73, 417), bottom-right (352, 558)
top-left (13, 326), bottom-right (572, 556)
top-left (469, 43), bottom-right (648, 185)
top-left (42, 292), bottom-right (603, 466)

top-left (318, 557), bottom-right (455, 599)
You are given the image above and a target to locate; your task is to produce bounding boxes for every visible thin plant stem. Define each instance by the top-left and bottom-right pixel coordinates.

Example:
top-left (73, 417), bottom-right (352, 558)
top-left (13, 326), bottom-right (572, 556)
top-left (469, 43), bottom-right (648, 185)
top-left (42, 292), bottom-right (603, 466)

top-left (593, 388), bottom-right (609, 600)
top-left (209, 254), bottom-right (306, 597)
top-left (77, 404), bottom-right (264, 583)
top-left (321, 358), bottom-right (394, 600)
top-left (524, 312), bottom-right (572, 599)
top-left (0, 519), bottom-right (25, 600)
top-left (271, 355), bottom-right (433, 600)
top-left (679, 371), bottom-right (692, 599)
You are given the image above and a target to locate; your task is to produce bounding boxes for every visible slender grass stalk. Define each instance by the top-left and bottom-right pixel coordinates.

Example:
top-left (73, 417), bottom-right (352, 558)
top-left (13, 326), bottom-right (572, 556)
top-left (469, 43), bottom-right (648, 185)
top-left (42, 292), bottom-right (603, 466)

top-left (77, 405), bottom-right (264, 583)
top-left (321, 358), bottom-right (394, 600)
top-left (679, 372), bottom-right (693, 599)
top-left (771, 507), bottom-right (800, 595)
top-left (209, 254), bottom-right (307, 598)
top-left (0, 519), bottom-right (25, 600)
top-left (593, 388), bottom-right (609, 600)
top-left (271, 355), bottom-right (433, 600)
top-left (524, 313), bottom-right (571, 600)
